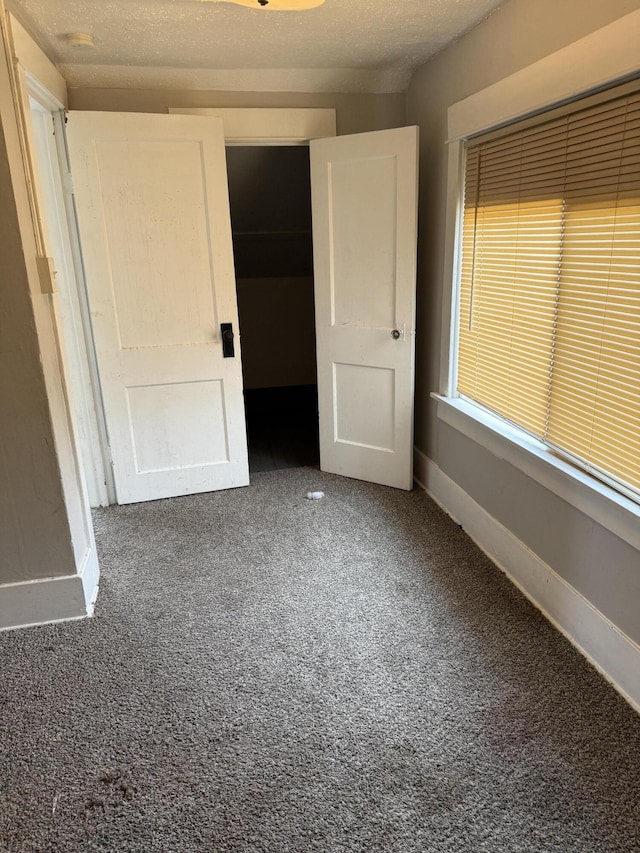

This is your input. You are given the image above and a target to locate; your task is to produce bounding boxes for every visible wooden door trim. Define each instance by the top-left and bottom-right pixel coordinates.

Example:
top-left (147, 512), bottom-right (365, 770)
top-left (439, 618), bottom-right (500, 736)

top-left (167, 107), bottom-right (336, 145)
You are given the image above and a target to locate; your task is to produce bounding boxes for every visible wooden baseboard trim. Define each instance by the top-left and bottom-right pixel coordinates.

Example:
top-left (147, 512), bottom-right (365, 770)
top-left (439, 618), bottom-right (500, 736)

top-left (0, 546), bottom-right (99, 631)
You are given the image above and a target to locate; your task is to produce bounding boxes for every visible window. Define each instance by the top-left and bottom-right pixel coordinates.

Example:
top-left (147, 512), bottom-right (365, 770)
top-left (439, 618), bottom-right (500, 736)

top-left (456, 83), bottom-right (640, 501)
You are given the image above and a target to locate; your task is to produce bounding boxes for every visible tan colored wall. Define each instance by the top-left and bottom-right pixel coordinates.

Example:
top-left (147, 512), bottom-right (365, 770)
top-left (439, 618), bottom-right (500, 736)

top-left (0, 20), bottom-right (76, 584)
top-left (237, 277), bottom-right (316, 389)
top-left (0, 125), bottom-right (75, 583)
top-left (407, 0), bottom-right (640, 644)
top-left (67, 88), bottom-right (407, 136)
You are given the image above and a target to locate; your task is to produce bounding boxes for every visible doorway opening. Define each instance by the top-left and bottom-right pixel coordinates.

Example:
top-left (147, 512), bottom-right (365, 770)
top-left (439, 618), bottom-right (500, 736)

top-left (226, 145), bottom-right (319, 473)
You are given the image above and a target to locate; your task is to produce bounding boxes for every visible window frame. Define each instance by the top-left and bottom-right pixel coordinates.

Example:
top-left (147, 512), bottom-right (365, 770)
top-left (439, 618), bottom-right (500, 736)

top-left (436, 8), bottom-right (640, 551)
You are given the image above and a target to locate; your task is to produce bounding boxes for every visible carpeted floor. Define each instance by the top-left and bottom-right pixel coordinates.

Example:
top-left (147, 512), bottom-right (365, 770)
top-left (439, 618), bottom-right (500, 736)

top-left (1, 468), bottom-right (640, 853)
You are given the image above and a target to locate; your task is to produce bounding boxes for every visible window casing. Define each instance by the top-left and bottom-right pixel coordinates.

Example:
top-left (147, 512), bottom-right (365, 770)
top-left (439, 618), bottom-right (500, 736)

top-left (456, 83), bottom-right (640, 501)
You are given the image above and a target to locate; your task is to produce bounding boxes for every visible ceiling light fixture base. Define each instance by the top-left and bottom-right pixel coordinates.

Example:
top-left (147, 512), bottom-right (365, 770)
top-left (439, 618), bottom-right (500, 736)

top-left (65, 32), bottom-right (95, 48)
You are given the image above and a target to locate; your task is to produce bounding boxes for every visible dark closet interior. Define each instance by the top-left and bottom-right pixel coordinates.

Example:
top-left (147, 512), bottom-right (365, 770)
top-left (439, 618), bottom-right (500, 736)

top-left (226, 145), bottom-right (319, 472)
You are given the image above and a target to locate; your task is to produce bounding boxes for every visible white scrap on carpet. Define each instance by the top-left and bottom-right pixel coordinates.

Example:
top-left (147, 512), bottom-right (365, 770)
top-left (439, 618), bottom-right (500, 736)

top-left (305, 491), bottom-right (325, 500)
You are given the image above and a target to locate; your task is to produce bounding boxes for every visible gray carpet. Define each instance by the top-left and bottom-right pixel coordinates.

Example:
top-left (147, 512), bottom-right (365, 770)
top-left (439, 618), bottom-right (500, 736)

top-left (1, 468), bottom-right (640, 853)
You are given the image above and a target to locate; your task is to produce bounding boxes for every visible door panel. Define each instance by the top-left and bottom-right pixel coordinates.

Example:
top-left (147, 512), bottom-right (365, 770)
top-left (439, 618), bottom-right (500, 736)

top-left (330, 155), bottom-right (398, 328)
top-left (334, 362), bottom-right (395, 451)
top-left (94, 137), bottom-right (218, 349)
top-left (66, 112), bottom-right (249, 504)
top-left (311, 126), bottom-right (418, 490)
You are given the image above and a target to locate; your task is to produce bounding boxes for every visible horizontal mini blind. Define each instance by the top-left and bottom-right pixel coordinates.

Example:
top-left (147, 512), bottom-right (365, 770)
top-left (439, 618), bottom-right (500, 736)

top-left (458, 118), bottom-right (566, 436)
top-left (458, 84), bottom-right (640, 497)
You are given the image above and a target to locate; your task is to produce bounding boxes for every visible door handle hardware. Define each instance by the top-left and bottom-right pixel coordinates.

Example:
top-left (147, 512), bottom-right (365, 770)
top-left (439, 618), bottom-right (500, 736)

top-left (391, 329), bottom-right (401, 340)
top-left (221, 323), bottom-right (235, 358)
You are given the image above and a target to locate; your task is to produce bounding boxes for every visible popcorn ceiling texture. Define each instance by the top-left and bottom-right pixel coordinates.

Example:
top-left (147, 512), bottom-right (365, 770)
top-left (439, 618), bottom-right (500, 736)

top-left (7, 0), bottom-right (505, 91)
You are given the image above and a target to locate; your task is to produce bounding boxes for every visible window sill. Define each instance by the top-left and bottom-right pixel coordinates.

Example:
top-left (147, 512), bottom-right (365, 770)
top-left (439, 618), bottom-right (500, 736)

top-left (432, 393), bottom-right (640, 552)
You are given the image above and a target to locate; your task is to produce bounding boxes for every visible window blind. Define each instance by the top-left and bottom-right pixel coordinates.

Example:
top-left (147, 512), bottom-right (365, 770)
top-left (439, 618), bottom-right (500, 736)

top-left (457, 85), bottom-right (640, 498)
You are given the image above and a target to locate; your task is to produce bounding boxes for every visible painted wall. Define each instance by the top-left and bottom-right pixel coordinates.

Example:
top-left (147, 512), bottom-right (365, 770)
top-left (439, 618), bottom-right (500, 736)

top-left (0, 119), bottom-right (76, 584)
top-left (0, 20), bottom-right (75, 585)
top-left (67, 87), bottom-right (407, 136)
top-left (0, 7), bottom-right (98, 630)
top-left (407, 0), bottom-right (640, 645)
top-left (237, 277), bottom-right (315, 389)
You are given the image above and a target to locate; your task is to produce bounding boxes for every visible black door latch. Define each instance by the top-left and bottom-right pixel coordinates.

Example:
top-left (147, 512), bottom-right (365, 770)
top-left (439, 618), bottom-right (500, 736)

top-left (220, 323), bottom-right (235, 358)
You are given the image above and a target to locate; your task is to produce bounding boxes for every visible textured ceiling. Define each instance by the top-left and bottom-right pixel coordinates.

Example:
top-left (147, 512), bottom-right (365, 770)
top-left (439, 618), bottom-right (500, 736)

top-left (8, 0), bottom-right (506, 92)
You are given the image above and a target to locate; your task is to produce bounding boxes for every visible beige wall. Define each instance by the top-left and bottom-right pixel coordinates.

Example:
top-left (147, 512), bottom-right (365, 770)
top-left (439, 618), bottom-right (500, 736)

top-left (407, 0), bottom-right (640, 644)
top-left (0, 123), bottom-right (76, 584)
top-left (68, 87), bottom-right (407, 136)
top-left (237, 277), bottom-right (316, 390)
top-left (0, 7), bottom-right (98, 631)
top-left (0, 18), bottom-right (75, 584)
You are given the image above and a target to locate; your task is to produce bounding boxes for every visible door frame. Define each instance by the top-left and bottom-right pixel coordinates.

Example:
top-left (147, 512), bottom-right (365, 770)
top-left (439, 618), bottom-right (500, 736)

top-left (25, 76), bottom-right (114, 505)
top-left (167, 107), bottom-right (336, 146)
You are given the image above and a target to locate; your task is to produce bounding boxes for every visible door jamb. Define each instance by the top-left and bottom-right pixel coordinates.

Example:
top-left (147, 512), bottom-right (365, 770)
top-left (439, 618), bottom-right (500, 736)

top-left (26, 76), bottom-right (115, 505)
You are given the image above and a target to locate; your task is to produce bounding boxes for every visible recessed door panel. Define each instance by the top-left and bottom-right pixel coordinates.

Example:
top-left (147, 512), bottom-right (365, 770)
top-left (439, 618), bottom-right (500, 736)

top-left (127, 380), bottom-right (229, 473)
top-left (95, 139), bottom-right (218, 350)
top-left (330, 156), bottom-right (398, 329)
top-left (334, 363), bottom-right (395, 451)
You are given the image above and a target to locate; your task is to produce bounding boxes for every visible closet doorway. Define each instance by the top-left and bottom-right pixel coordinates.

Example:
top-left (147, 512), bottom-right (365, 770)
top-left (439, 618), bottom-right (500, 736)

top-left (226, 145), bottom-right (319, 473)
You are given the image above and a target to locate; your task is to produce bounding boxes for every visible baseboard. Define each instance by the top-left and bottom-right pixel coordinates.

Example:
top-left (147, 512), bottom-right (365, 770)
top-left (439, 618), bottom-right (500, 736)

top-left (0, 545), bottom-right (100, 631)
top-left (414, 447), bottom-right (640, 714)
top-left (79, 545), bottom-right (100, 617)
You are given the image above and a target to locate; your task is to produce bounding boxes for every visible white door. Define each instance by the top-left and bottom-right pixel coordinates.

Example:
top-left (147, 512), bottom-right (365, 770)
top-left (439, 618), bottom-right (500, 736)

top-left (66, 112), bottom-right (249, 504)
top-left (310, 126), bottom-right (419, 490)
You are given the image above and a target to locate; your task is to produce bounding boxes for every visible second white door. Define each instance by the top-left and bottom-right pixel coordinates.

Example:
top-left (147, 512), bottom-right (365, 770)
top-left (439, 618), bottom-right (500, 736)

top-left (310, 126), bottom-right (419, 490)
